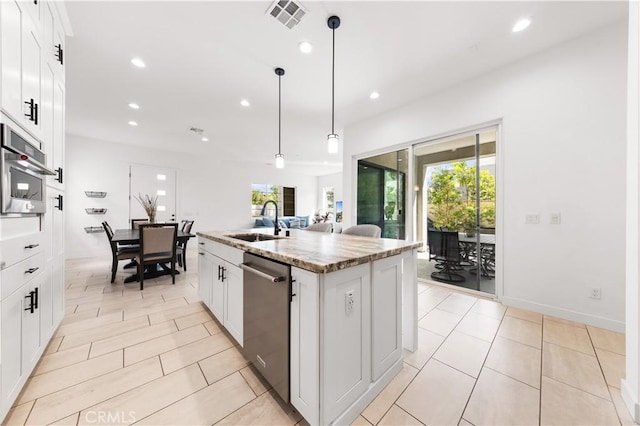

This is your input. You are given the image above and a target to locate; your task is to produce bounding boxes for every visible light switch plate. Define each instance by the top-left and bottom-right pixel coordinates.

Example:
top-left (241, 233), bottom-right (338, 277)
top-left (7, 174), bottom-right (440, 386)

top-left (550, 213), bottom-right (561, 224)
top-left (525, 214), bottom-right (540, 224)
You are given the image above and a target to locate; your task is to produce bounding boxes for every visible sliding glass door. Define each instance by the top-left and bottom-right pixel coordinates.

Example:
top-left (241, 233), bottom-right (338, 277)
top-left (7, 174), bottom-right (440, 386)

top-left (414, 129), bottom-right (497, 294)
top-left (356, 149), bottom-right (408, 239)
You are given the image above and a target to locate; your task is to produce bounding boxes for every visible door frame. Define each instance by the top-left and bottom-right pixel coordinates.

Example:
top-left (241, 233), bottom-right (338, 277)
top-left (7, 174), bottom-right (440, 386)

top-left (351, 119), bottom-right (503, 300)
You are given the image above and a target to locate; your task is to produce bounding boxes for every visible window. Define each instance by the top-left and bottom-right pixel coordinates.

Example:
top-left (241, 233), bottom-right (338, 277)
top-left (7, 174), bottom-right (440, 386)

top-left (322, 187), bottom-right (335, 218)
top-left (251, 184), bottom-right (296, 217)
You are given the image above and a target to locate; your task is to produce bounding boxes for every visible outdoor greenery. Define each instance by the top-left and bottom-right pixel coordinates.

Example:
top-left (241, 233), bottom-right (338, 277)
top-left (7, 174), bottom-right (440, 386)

top-left (428, 161), bottom-right (496, 232)
top-left (251, 184), bottom-right (280, 217)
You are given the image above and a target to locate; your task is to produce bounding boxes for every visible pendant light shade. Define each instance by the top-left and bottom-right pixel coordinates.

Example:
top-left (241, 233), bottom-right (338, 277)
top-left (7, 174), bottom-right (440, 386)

top-left (275, 67), bottom-right (285, 168)
top-left (327, 15), bottom-right (340, 154)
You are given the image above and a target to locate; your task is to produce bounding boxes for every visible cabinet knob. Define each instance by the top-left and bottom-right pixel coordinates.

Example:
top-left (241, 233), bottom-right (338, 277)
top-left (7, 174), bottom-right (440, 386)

top-left (25, 267), bottom-right (39, 274)
top-left (24, 244), bottom-right (40, 249)
top-left (55, 167), bottom-right (63, 183)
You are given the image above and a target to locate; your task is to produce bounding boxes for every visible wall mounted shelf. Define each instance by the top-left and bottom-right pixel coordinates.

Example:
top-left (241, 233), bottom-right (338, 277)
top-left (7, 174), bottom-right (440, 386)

top-left (84, 226), bottom-right (104, 234)
top-left (85, 208), bottom-right (107, 215)
top-left (85, 191), bottom-right (107, 198)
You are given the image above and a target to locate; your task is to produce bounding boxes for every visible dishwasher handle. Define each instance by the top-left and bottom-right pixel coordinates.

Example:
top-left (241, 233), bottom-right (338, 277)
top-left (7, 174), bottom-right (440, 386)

top-left (240, 263), bottom-right (285, 283)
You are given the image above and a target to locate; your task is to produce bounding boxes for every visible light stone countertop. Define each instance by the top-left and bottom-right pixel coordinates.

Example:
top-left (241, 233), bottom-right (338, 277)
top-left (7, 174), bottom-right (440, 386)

top-left (197, 228), bottom-right (422, 274)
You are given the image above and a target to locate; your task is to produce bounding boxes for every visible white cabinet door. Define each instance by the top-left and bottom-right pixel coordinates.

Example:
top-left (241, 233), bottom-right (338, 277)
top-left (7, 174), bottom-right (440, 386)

top-left (371, 255), bottom-right (403, 381)
top-left (290, 267), bottom-right (320, 426)
top-left (41, 61), bottom-right (55, 177)
top-left (21, 15), bottom-right (42, 140)
top-left (210, 257), bottom-right (225, 322)
top-left (223, 262), bottom-right (243, 346)
top-left (22, 279), bottom-right (41, 373)
top-left (39, 264), bottom-right (54, 345)
top-left (21, 0), bottom-right (41, 29)
top-left (321, 263), bottom-right (371, 425)
top-left (1, 0), bottom-right (24, 124)
top-left (52, 258), bottom-right (64, 326)
top-left (197, 249), bottom-right (213, 308)
top-left (51, 80), bottom-right (64, 188)
top-left (1, 289), bottom-right (24, 410)
top-left (51, 187), bottom-right (64, 258)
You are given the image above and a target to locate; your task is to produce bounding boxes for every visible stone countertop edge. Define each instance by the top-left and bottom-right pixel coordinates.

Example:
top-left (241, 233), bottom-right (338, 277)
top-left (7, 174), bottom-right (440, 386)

top-left (196, 229), bottom-right (422, 274)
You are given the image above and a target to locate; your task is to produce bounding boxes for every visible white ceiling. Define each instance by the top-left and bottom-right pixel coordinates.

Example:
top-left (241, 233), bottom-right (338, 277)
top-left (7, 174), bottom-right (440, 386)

top-left (65, 1), bottom-right (626, 176)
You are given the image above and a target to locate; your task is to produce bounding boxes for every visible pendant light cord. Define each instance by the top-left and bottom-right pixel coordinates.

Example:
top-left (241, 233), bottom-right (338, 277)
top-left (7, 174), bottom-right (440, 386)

top-left (331, 26), bottom-right (335, 135)
top-left (278, 73), bottom-right (282, 155)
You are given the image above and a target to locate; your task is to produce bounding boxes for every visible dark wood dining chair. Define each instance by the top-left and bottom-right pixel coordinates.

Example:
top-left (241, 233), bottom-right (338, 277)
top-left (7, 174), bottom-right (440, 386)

top-left (131, 218), bottom-right (149, 229)
top-left (176, 220), bottom-right (194, 271)
top-left (102, 222), bottom-right (140, 283)
top-left (135, 223), bottom-right (178, 290)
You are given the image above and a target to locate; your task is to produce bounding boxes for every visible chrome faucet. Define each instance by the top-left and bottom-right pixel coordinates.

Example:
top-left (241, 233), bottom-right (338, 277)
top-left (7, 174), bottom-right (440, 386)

top-left (260, 200), bottom-right (280, 236)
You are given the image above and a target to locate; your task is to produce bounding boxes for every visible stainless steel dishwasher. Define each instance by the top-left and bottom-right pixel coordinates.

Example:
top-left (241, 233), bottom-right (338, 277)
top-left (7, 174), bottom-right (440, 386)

top-left (240, 253), bottom-right (291, 403)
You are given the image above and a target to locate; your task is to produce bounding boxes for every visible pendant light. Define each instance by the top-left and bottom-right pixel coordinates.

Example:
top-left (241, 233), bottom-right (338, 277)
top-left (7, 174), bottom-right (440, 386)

top-left (275, 67), bottom-right (285, 169)
top-left (327, 15), bottom-right (340, 154)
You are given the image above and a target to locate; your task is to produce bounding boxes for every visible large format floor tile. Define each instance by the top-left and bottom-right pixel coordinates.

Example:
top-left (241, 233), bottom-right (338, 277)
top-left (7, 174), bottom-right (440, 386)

top-left (396, 359), bottom-right (475, 425)
top-left (136, 372), bottom-right (255, 425)
top-left (541, 376), bottom-right (619, 425)
top-left (485, 336), bottom-right (541, 388)
top-left (11, 256), bottom-right (624, 426)
top-left (542, 342), bottom-right (610, 399)
top-left (464, 367), bottom-right (540, 426)
top-left (433, 331), bottom-right (491, 378)
top-left (362, 363), bottom-right (418, 425)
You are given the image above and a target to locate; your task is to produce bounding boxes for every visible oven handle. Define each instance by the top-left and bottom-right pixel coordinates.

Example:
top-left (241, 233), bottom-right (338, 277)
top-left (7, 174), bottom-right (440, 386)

top-left (240, 263), bottom-right (284, 283)
top-left (4, 152), bottom-right (56, 176)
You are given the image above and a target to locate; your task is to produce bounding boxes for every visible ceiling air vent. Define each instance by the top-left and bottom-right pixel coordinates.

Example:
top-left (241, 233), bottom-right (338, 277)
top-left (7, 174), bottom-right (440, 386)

top-left (267, 0), bottom-right (306, 29)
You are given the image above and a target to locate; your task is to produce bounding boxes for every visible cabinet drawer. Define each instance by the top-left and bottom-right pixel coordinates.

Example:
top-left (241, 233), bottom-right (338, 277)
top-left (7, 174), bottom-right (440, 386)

top-left (2, 251), bottom-right (44, 300)
top-left (1, 232), bottom-right (43, 270)
top-left (198, 238), bottom-right (243, 266)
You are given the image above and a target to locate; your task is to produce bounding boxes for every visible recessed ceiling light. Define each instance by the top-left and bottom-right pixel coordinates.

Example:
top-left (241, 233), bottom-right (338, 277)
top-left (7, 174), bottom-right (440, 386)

top-left (131, 57), bottom-right (146, 68)
top-left (512, 18), bottom-right (531, 33)
top-left (240, 99), bottom-right (250, 107)
top-left (128, 121), bottom-right (138, 126)
top-left (128, 102), bottom-right (140, 109)
top-left (370, 91), bottom-right (380, 100)
top-left (298, 41), bottom-right (313, 54)
top-left (201, 137), bottom-right (209, 142)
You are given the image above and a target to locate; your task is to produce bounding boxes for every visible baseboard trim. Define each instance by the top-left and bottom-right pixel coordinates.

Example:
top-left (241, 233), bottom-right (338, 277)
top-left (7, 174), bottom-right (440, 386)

top-left (501, 296), bottom-right (624, 332)
top-left (621, 379), bottom-right (640, 422)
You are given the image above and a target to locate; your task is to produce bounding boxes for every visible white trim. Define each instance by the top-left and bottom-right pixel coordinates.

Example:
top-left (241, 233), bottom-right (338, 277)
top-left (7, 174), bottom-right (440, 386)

top-left (418, 278), bottom-right (497, 300)
top-left (621, 379), bottom-right (640, 423)
top-left (502, 296), bottom-right (624, 332)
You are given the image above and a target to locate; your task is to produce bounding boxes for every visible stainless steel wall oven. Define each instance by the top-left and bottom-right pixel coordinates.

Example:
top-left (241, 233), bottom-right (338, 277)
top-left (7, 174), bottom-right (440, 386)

top-left (1, 123), bottom-right (55, 214)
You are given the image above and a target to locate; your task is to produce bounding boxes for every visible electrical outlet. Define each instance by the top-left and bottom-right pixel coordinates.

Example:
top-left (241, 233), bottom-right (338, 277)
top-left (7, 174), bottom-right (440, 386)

top-left (345, 290), bottom-right (355, 313)
top-left (589, 287), bottom-right (601, 300)
top-left (525, 214), bottom-right (540, 224)
top-left (550, 212), bottom-right (561, 224)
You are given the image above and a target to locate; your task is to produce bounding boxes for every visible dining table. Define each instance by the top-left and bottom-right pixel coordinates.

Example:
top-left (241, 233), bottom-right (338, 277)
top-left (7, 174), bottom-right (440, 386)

top-left (111, 228), bottom-right (195, 283)
top-left (457, 232), bottom-right (496, 278)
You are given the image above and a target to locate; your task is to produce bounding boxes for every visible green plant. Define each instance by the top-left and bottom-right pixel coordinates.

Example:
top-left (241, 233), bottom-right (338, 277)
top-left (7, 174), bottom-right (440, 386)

top-left (427, 161), bottom-right (496, 231)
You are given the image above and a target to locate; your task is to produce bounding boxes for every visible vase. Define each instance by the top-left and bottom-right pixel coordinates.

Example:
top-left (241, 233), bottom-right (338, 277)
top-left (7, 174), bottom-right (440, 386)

top-left (148, 212), bottom-right (156, 224)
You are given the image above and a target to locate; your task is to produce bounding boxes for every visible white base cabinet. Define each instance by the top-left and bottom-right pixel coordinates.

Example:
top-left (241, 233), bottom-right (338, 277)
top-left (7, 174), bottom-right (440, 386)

top-left (290, 254), bottom-right (409, 426)
top-left (197, 238), bottom-right (243, 346)
top-left (197, 236), bottom-right (416, 426)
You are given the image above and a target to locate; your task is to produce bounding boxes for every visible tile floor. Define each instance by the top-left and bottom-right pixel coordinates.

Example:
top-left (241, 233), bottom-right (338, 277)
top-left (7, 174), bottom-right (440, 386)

top-left (3, 252), bottom-right (633, 425)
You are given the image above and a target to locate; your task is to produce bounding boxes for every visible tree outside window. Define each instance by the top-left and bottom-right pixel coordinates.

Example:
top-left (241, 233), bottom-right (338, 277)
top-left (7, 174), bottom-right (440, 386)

top-left (427, 160), bottom-right (495, 232)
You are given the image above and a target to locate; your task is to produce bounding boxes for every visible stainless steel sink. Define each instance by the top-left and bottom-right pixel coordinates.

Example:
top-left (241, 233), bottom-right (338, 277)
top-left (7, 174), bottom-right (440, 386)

top-left (226, 233), bottom-right (280, 242)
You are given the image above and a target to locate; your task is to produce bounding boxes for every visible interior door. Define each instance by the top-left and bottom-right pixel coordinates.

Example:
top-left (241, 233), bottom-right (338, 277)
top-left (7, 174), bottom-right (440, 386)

top-left (129, 164), bottom-right (177, 223)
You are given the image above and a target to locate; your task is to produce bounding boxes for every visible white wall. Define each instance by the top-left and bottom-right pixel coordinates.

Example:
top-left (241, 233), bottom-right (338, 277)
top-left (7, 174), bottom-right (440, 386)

top-left (343, 22), bottom-right (628, 331)
top-left (624, 0), bottom-right (640, 420)
top-left (65, 135), bottom-right (318, 259)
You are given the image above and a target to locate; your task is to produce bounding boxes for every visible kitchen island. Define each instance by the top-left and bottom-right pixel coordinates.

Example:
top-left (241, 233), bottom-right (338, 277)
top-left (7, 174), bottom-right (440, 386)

top-left (196, 228), bottom-right (420, 426)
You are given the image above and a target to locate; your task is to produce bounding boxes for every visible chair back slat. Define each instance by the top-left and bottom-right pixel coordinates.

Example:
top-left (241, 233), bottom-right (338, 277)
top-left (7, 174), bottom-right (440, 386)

top-left (343, 224), bottom-right (381, 238)
top-left (131, 219), bottom-right (149, 230)
top-left (140, 224), bottom-right (177, 257)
